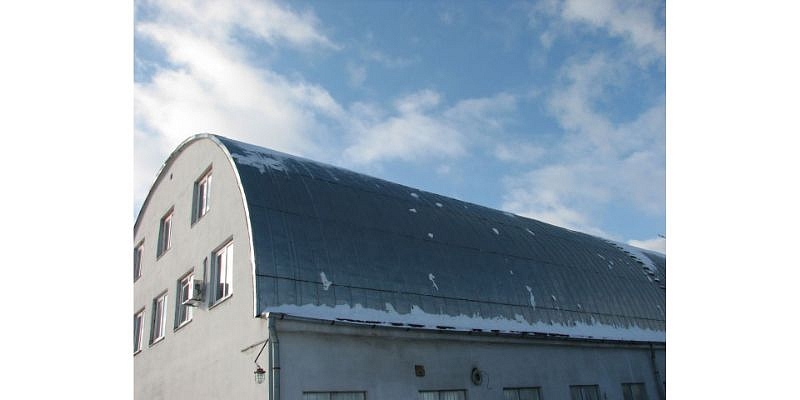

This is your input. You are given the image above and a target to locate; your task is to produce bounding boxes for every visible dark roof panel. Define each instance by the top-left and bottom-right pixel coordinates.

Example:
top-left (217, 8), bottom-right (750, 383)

top-left (217, 135), bottom-right (666, 342)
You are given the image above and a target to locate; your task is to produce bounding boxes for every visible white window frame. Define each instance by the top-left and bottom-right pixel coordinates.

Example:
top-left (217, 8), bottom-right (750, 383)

top-left (419, 390), bottom-right (466, 400)
top-left (211, 240), bottom-right (233, 305)
top-left (175, 272), bottom-right (194, 329)
top-left (133, 241), bottom-right (143, 281)
top-left (503, 387), bottom-right (542, 400)
top-left (133, 309), bottom-right (144, 354)
top-left (150, 292), bottom-right (168, 344)
top-left (157, 209), bottom-right (173, 257)
top-left (569, 385), bottom-right (600, 400)
top-left (621, 383), bottom-right (648, 400)
top-left (302, 392), bottom-right (366, 400)
top-left (192, 168), bottom-right (212, 224)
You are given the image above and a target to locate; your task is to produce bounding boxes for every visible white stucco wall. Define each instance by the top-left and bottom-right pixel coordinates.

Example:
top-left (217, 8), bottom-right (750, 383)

top-left (133, 137), bottom-right (267, 400)
top-left (272, 317), bottom-right (665, 400)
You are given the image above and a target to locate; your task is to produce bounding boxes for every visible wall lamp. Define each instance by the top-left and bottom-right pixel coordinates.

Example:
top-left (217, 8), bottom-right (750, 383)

top-left (253, 338), bottom-right (268, 384)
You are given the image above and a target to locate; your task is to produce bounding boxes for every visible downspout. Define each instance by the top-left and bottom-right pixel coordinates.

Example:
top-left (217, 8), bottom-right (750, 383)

top-left (649, 343), bottom-right (666, 400)
top-left (267, 314), bottom-right (281, 400)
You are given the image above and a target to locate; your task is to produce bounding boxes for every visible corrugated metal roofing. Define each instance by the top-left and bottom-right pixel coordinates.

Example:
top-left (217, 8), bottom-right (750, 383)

top-left (216, 135), bottom-right (666, 342)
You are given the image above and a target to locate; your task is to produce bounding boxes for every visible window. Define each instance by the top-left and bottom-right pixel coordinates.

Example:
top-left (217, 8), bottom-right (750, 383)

top-left (157, 209), bottom-right (173, 257)
top-left (570, 385), bottom-right (600, 400)
top-left (211, 241), bottom-right (233, 304)
top-left (133, 310), bottom-right (144, 354)
top-left (175, 272), bottom-right (194, 328)
top-left (150, 293), bottom-right (167, 343)
top-left (419, 390), bottom-right (466, 400)
top-left (302, 392), bottom-right (366, 400)
top-left (192, 169), bottom-right (211, 223)
top-left (622, 383), bottom-right (648, 400)
top-left (504, 387), bottom-right (542, 400)
top-left (133, 242), bottom-right (143, 281)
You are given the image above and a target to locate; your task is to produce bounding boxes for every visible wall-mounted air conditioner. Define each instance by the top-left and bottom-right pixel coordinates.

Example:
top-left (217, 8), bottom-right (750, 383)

top-left (183, 279), bottom-right (204, 307)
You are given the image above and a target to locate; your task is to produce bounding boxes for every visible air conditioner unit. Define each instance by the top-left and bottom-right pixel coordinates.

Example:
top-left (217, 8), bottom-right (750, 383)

top-left (182, 279), bottom-right (204, 307)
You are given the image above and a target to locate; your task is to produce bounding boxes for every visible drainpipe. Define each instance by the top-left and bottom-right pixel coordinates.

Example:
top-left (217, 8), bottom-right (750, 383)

top-left (649, 343), bottom-right (665, 400)
top-left (267, 314), bottom-right (281, 400)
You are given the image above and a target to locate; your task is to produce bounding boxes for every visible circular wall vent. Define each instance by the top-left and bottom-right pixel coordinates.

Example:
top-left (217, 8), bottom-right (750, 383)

top-left (471, 367), bottom-right (483, 385)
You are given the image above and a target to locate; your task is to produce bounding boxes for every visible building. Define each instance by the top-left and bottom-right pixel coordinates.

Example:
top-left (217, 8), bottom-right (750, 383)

top-left (133, 134), bottom-right (666, 400)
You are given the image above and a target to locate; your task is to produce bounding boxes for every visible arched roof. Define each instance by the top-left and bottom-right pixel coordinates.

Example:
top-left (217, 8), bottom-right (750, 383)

top-left (216, 135), bottom-right (666, 342)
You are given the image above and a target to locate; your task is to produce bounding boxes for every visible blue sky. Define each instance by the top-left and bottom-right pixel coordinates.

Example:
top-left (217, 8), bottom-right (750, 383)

top-left (134, 0), bottom-right (666, 252)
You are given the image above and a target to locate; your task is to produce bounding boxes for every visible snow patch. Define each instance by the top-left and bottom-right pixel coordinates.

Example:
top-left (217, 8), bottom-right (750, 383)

top-left (609, 241), bottom-right (659, 274)
top-left (427, 232), bottom-right (434, 239)
top-left (492, 227), bottom-right (500, 235)
top-left (435, 202), bottom-right (443, 208)
top-left (231, 148), bottom-right (287, 173)
top-left (525, 285), bottom-right (536, 309)
top-left (410, 192), bottom-right (419, 199)
top-left (525, 228), bottom-right (535, 236)
top-left (262, 303), bottom-right (666, 342)
top-left (428, 274), bottom-right (439, 291)
top-left (320, 272), bottom-right (332, 291)
top-left (409, 208), bottom-right (417, 213)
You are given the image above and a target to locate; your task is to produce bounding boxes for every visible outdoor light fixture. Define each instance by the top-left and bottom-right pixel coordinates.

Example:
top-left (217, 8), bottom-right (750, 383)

top-left (254, 366), bottom-right (266, 384)
top-left (253, 338), bottom-right (269, 384)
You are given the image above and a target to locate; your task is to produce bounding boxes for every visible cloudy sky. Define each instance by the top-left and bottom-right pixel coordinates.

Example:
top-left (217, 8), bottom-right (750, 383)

top-left (134, 0), bottom-right (666, 253)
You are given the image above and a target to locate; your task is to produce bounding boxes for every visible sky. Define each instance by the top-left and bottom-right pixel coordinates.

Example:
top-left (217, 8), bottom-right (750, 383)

top-left (134, 0), bottom-right (666, 253)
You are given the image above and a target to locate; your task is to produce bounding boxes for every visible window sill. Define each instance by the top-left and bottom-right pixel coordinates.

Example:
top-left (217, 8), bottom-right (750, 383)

top-left (149, 336), bottom-right (165, 348)
top-left (174, 319), bottom-right (193, 332)
top-left (156, 247), bottom-right (171, 261)
top-left (208, 293), bottom-right (233, 310)
top-left (190, 210), bottom-right (210, 228)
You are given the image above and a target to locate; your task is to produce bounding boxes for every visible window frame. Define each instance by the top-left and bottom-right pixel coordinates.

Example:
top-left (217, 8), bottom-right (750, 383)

top-left (418, 389), bottom-right (467, 400)
top-left (150, 292), bottom-right (168, 345)
top-left (157, 208), bottom-right (173, 257)
top-left (569, 385), bottom-right (601, 400)
top-left (133, 309), bottom-right (144, 354)
top-left (503, 387), bottom-right (542, 400)
top-left (210, 239), bottom-right (234, 306)
top-left (133, 241), bottom-right (144, 281)
top-left (621, 382), bottom-right (648, 400)
top-left (175, 271), bottom-right (195, 330)
top-left (191, 167), bottom-right (212, 224)
top-left (302, 392), bottom-right (367, 400)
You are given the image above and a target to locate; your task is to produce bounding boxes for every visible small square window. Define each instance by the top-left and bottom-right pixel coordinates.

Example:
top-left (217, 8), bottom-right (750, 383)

top-left (157, 209), bottom-right (173, 257)
top-left (133, 310), bottom-right (144, 354)
top-left (133, 242), bottom-right (143, 281)
top-left (192, 169), bottom-right (212, 223)
top-left (175, 272), bottom-right (194, 328)
top-left (503, 387), bottom-right (542, 400)
top-left (211, 241), bottom-right (233, 304)
top-left (150, 293), bottom-right (167, 344)
top-left (622, 383), bottom-right (648, 400)
top-left (419, 390), bottom-right (466, 400)
top-left (570, 385), bottom-right (600, 400)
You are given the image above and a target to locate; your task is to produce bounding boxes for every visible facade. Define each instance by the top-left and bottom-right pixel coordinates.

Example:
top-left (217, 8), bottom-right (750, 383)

top-left (134, 134), bottom-right (666, 400)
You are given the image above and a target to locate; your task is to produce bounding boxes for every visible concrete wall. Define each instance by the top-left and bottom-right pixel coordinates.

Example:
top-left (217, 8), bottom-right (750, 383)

top-left (274, 318), bottom-right (665, 400)
top-left (134, 137), bottom-right (267, 400)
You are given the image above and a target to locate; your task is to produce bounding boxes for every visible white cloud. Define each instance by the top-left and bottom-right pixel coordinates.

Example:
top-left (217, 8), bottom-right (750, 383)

top-left (138, 0), bottom-right (338, 50)
top-left (134, 0), bottom-right (344, 212)
top-left (344, 91), bottom-right (517, 165)
top-left (528, 0), bottom-right (665, 63)
top-left (494, 142), bottom-right (546, 163)
top-left (561, 0), bottom-right (665, 56)
top-left (500, 52), bottom-right (664, 239)
top-left (347, 63), bottom-right (367, 87)
top-left (628, 236), bottom-right (666, 254)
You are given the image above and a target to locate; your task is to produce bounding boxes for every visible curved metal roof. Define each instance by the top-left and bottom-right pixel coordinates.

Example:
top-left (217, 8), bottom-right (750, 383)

top-left (215, 135), bottom-right (666, 342)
